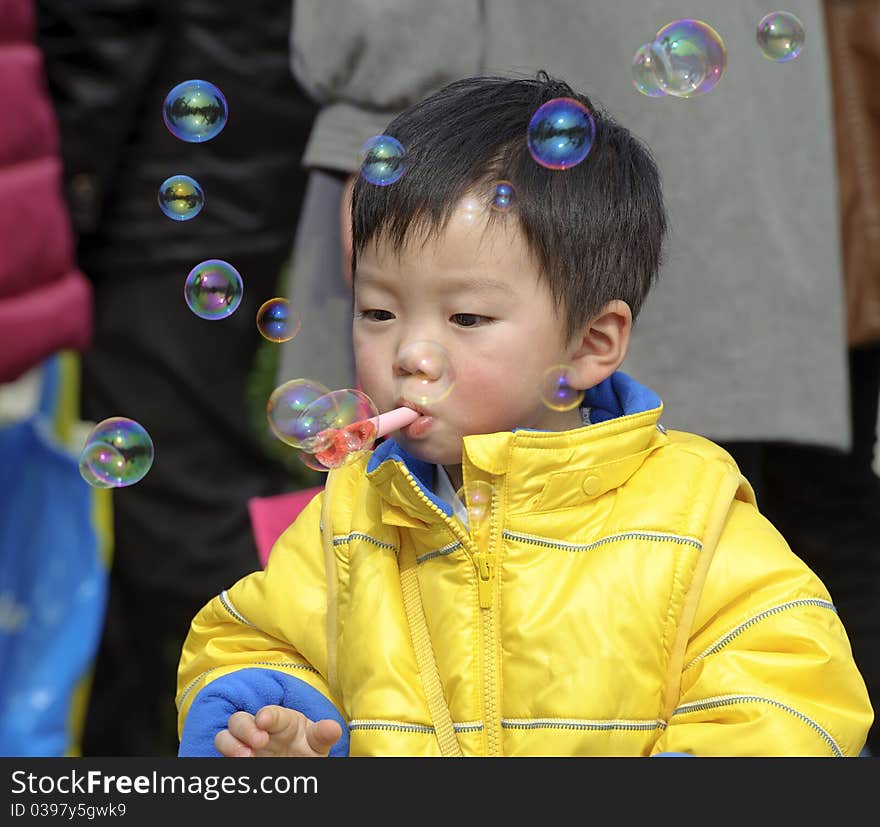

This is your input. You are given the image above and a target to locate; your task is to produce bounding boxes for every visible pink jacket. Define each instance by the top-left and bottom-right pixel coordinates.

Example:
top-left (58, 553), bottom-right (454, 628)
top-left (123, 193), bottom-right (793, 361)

top-left (0, 0), bottom-right (91, 383)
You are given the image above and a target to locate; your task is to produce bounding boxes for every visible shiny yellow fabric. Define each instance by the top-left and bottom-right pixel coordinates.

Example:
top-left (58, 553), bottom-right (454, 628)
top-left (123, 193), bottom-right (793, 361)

top-left (177, 405), bottom-right (873, 756)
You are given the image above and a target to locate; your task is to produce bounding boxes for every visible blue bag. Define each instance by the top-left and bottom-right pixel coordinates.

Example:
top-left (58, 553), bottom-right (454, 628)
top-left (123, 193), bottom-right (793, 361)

top-left (0, 353), bottom-right (112, 756)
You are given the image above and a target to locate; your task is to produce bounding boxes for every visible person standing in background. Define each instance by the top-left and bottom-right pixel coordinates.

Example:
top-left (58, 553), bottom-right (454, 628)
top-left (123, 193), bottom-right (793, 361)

top-left (753, 0), bottom-right (880, 755)
top-left (0, 0), bottom-right (101, 757)
top-left (278, 0), bottom-right (878, 753)
top-left (36, 0), bottom-right (317, 756)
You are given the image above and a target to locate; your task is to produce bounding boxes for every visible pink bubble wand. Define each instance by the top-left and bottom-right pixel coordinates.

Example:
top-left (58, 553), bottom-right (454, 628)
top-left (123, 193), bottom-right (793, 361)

top-left (313, 405), bottom-right (420, 468)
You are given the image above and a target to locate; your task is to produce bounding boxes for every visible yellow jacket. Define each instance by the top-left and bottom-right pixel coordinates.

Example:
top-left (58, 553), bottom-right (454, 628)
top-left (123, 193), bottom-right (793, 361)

top-left (177, 375), bottom-right (872, 756)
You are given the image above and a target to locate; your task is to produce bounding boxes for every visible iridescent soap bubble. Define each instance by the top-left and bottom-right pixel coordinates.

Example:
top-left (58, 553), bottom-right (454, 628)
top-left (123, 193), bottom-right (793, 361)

top-left (490, 180), bottom-right (516, 212)
top-left (266, 378), bottom-right (331, 447)
top-left (163, 79), bottom-right (228, 143)
top-left (298, 449), bottom-right (332, 473)
top-left (397, 340), bottom-right (455, 406)
top-left (158, 174), bottom-right (204, 221)
top-left (540, 364), bottom-right (585, 412)
top-left (527, 97), bottom-right (596, 170)
top-left (650, 19), bottom-right (726, 97)
top-left (184, 259), bottom-right (243, 320)
top-left (257, 298), bottom-right (301, 343)
top-left (756, 11), bottom-right (805, 62)
top-left (78, 417), bottom-right (154, 488)
top-left (455, 480), bottom-right (495, 531)
top-left (359, 134), bottom-right (406, 186)
top-left (296, 388), bottom-right (378, 454)
top-left (632, 42), bottom-right (666, 98)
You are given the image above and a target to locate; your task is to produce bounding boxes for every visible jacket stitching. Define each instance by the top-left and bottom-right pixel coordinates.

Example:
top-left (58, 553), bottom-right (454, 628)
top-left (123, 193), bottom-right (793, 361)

top-left (683, 599), bottom-right (838, 671)
top-left (673, 694), bottom-right (843, 756)
top-left (502, 529), bottom-right (702, 552)
top-left (332, 531), bottom-right (397, 551)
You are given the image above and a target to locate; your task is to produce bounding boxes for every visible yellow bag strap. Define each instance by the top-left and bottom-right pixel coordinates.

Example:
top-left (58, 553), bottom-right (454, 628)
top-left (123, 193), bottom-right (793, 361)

top-left (398, 543), bottom-right (463, 757)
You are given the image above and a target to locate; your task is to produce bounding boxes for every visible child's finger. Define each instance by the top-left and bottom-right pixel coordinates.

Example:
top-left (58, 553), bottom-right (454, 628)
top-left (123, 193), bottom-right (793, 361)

top-left (214, 728), bottom-right (254, 758)
top-left (227, 710), bottom-right (270, 749)
top-left (254, 704), bottom-right (297, 736)
top-left (306, 718), bottom-right (343, 755)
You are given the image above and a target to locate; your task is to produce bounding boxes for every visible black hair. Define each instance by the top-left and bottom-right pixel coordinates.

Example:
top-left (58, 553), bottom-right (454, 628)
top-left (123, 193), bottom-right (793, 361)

top-left (351, 72), bottom-right (667, 339)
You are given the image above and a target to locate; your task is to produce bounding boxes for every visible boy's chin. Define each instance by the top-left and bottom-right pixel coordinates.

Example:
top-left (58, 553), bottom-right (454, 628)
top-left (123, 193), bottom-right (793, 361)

top-left (395, 437), bottom-right (461, 468)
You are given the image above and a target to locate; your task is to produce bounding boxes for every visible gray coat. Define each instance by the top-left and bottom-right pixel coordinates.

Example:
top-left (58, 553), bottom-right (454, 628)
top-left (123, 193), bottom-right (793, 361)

top-left (280, 0), bottom-right (850, 449)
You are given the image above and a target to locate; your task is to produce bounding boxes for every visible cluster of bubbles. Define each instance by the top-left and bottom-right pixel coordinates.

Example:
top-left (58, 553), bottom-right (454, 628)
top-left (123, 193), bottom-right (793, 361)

top-left (79, 417), bottom-right (154, 489)
top-left (266, 379), bottom-right (379, 471)
top-left (158, 80), bottom-right (226, 221)
top-left (632, 12), bottom-right (805, 98)
top-left (632, 18), bottom-right (727, 98)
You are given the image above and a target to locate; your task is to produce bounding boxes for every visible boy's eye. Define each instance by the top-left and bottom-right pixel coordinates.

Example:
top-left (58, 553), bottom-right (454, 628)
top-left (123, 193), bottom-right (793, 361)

top-left (359, 309), bottom-right (394, 322)
top-left (451, 313), bottom-right (488, 327)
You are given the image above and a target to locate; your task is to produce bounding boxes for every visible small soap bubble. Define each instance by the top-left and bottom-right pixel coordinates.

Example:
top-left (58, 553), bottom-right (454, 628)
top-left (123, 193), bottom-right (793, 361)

top-left (359, 134), bottom-right (406, 186)
top-left (540, 364), bottom-right (585, 412)
top-left (184, 259), bottom-right (243, 320)
top-left (397, 340), bottom-right (455, 406)
top-left (78, 417), bottom-right (154, 488)
top-left (650, 19), bottom-right (726, 97)
top-left (298, 450), bottom-right (332, 473)
top-left (632, 42), bottom-right (666, 98)
top-left (527, 98), bottom-right (596, 170)
top-left (455, 480), bottom-right (495, 531)
top-left (266, 378), bottom-right (331, 447)
top-left (490, 180), bottom-right (516, 212)
top-left (158, 174), bottom-right (204, 221)
top-left (257, 298), bottom-right (301, 343)
top-left (163, 79), bottom-right (228, 143)
top-left (756, 11), bottom-right (805, 62)
top-left (296, 388), bottom-right (378, 454)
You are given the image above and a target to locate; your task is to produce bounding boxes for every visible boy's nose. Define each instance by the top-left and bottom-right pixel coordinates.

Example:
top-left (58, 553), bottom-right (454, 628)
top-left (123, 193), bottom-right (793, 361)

top-left (393, 339), bottom-right (446, 380)
top-left (393, 340), bottom-right (455, 404)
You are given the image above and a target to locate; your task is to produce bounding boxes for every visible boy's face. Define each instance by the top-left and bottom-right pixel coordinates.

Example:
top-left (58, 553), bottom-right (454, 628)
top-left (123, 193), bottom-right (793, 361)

top-left (353, 197), bottom-right (585, 476)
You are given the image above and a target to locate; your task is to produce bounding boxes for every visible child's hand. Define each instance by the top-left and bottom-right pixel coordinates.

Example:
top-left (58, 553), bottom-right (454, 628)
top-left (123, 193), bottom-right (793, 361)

top-left (214, 705), bottom-right (343, 757)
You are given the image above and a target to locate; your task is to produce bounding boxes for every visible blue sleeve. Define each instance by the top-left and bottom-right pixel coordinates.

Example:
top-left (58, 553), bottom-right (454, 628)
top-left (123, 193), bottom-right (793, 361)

top-left (178, 668), bottom-right (350, 757)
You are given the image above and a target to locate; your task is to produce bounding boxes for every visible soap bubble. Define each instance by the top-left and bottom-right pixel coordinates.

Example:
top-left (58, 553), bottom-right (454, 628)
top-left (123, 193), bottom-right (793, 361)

top-left (540, 364), bottom-right (584, 412)
top-left (632, 42), bottom-right (666, 98)
top-left (756, 11), bottom-right (805, 62)
top-left (527, 97), bottom-right (596, 170)
top-left (298, 450), bottom-right (332, 473)
top-left (490, 180), bottom-right (516, 212)
top-left (257, 298), bottom-right (301, 343)
top-left (163, 79), bottom-right (228, 142)
top-left (650, 19), bottom-right (726, 97)
top-left (359, 134), bottom-right (406, 186)
top-left (266, 378), bottom-right (331, 447)
top-left (455, 480), bottom-right (495, 531)
top-left (397, 340), bottom-right (455, 406)
top-left (295, 388), bottom-right (378, 455)
top-left (158, 174), bottom-right (204, 221)
top-left (78, 417), bottom-right (154, 488)
top-left (184, 259), bottom-right (243, 320)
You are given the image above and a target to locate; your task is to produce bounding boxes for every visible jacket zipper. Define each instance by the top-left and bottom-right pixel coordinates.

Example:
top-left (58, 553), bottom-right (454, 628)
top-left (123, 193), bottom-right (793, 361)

top-left (401, 469), bottom-right (501, 755)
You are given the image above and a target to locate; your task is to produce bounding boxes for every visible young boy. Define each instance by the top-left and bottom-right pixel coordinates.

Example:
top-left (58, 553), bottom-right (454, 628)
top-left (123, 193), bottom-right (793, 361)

top-left (176, 73), bottom-right (873, 757)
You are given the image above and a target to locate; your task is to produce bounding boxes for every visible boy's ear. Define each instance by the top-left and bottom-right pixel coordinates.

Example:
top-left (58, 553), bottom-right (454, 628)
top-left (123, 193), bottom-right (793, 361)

top-left (566, 300), bottom-right (632, 389)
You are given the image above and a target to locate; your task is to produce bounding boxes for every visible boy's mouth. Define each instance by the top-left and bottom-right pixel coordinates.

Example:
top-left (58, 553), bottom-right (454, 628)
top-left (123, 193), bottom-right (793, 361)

top-left (398, 400), bottom-right (434, 439)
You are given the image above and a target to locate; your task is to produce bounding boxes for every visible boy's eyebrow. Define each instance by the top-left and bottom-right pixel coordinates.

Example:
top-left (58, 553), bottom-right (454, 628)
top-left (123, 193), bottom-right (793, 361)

top-left (356, 268), bottom-right (515, 296)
